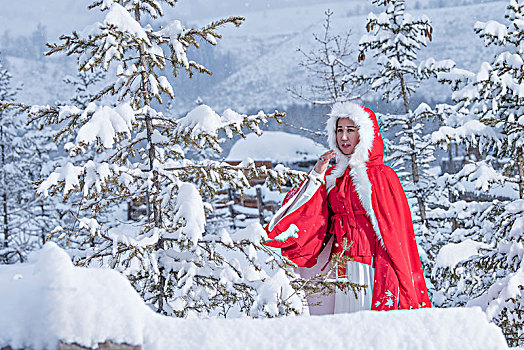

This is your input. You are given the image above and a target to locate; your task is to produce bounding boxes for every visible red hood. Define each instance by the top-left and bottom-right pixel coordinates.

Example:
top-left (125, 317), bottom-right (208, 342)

top-left (362, 106), bottom-right (384, 166)
top-left (326, 103), bottom-right (384, 181)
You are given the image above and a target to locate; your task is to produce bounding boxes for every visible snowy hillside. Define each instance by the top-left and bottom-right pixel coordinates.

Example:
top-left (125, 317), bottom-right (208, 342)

top-left (0, 1), bottom-right (505, 111)
top-left (195, 1), bottom-right (505, 111)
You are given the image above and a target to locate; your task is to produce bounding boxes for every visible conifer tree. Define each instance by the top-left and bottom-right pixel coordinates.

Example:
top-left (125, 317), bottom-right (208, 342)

top-left (0, 53), bottom-right (45, 263)
top-left (429, 1), bottom-right (524, 345)
top-left (357, 0), bottom-right (453, 230)
top-left (0, 54), bottom-right (19, 262)
top-left (7, 0), bottom-right (305, 317)
top-left (290, 9), bottom-right (365, 106)
top-left (286, 9), bottom-right (366, 142)
top-left (31, 70), bottom-right (109, 250)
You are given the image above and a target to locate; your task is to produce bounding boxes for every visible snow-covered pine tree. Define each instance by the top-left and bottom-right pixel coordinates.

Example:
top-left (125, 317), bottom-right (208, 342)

top-left (357, 0), bottom-right (453, 241)
top-left (420, 101), bottom-right (500, 283)
top-left (430, 1), bottom-right (524, 345)
top-left (0, 53), bottom-right (47, 263)
top-left (22, 125), bottom-right (63, 248)
top-left (15, 0), bottom-right (305, 317)
top-left (32, 69), bottom-right (110, 251)
top-left (0, 54), bottom-right (19, 262)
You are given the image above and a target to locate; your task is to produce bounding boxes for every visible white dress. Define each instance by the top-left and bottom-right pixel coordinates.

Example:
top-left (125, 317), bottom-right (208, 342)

top-left (299, 236), bottom-right (375, 315)
top-left (270, 169), bottom-right (375, 315)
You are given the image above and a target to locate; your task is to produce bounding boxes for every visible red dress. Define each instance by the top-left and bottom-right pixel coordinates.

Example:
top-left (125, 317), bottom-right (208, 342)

top-left (265, 103), bottom-right (431, 311)
top-left (329, 166), bottom-right (378, 268)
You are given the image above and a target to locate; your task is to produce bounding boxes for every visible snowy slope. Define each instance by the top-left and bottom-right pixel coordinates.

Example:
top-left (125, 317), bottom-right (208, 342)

top-left (195, 1), bottom-right (505, 111)
top-left (0, 1), bottom-right (506, 111)
top-left (0, 243), bottom-right (509, 350)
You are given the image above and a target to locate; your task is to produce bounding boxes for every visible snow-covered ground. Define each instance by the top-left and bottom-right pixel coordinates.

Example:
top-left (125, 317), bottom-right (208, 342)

top-left (0, 243), bottom-right (509, 350)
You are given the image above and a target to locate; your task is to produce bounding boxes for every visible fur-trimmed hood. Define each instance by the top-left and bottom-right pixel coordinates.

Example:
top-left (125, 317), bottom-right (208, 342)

top-left (325, 102), bottom-right (384, 184)
top-left (325, 102), bottom-right (386, 248)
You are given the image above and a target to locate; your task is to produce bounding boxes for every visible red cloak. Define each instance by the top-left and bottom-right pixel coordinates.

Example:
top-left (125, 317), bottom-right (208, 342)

top-left (265, 103), bottom-right (430, 311)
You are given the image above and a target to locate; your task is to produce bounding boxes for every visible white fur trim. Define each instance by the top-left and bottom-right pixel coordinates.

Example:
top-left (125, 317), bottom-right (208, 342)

top-left (325, 102), bottom-right (374, 184)
top-left (325, 102), bottom-right (385, 249)
top-left (349, 163), bottom-right (385, 249)
top-left (267, 172), bottom-right (323, 232)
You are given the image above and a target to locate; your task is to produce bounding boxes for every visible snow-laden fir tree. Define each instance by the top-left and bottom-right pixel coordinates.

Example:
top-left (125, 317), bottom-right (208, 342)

top-left (34, 69), bottom-right (110, 251)
top-left (12, 0), bottom-right (306, 317)
top-left (0, 53), bottom-right (46, 263)
top-left (357, 0), bottom-right (454, 250)
top-left (430, 0), bottom-right (524, 345)
top-left (0, 53), bottom-right (19, 262)
top-left (421, 103), bottom-right (500, 278)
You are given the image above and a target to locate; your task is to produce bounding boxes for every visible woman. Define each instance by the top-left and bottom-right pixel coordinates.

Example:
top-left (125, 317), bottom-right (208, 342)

top-left (265, 102), bottom-right (430, 313)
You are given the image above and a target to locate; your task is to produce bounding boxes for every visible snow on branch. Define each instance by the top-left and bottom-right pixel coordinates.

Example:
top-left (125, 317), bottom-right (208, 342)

top-left (25, 102), bottom-right (136, 154)
top-left (438, 68), bottom-right (476, 91)
top-left (104, 3), bottom-right (151, 44)
top-left (158, 16), bottom-right (245, 78)
top-left (474, 20), bottom-right (508, 46)
top-left (432, 120), bottom-right (500, 146)
top-left (455, 161), bottom-right (504, 192)
top-left (433, 239), bottom-right (489, 274)
top-left (418, 58), bottom-right (455, 79)
top-left (168, 182), bottom-right (206, 245)
top-left (37, 160), bottom-right (126, 201)
top-left (76, 103), bottom-right (135, 148)
top-left (467, 264), bottom-right (524, 321)
top-left (37, 163), bottom-right (83, 199)
top-left (173, 104), bottom-right (286, 153)
top-left (46, 3), bottom-right (243, 80)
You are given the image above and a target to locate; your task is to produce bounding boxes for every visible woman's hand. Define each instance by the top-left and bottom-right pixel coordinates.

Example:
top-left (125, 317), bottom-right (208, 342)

top-left (313, 150), bottom-right (336, 174)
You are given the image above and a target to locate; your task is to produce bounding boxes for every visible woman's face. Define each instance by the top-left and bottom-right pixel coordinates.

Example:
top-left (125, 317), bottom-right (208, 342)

top-left (336, 118), bottom-right (359, 156)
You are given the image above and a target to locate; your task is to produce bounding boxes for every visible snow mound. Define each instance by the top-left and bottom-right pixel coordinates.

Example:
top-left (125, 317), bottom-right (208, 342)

top-left (0, 242), bottom-right (154, 349)
top-left (0, 243), bottom-right (509, 349)
top-left (227, 131), bottom-right (327, 163)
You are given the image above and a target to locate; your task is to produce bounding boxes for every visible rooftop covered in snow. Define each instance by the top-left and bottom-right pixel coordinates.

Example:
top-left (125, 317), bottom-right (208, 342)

top-left (227, 131), bottom-right (327, 163)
